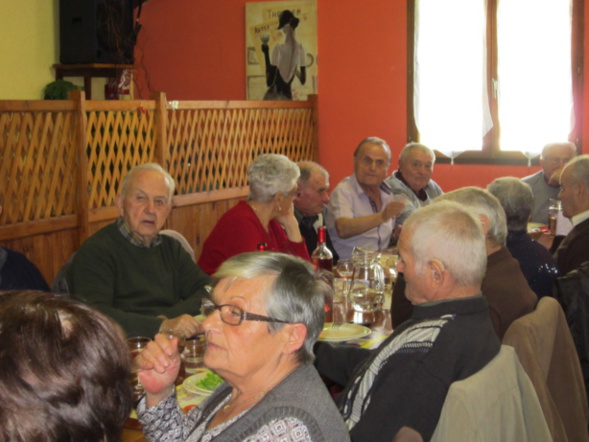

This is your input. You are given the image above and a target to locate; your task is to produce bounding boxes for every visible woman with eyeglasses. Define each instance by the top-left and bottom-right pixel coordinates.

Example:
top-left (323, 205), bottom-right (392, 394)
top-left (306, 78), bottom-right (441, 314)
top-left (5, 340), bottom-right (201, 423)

top-left (197, 153), bottom-right (310, 275)
top-left (135, 252), bottom-right (349, 441)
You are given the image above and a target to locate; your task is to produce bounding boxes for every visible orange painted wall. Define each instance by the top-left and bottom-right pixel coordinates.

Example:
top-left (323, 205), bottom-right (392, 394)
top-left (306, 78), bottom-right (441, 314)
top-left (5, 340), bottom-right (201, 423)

top-left (135, 0), bottom-right (588, 192)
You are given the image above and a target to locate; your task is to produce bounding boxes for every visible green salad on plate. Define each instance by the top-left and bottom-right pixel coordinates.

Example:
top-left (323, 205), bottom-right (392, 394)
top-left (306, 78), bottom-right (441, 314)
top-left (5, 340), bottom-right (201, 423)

top-left (196, 371), bottom-right (223, 391)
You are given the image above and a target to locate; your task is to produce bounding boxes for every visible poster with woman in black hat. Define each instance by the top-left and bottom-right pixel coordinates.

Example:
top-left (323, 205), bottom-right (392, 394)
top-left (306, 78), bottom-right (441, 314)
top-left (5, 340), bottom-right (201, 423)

top-left (261, 10), bottom-right (306, 100)
top-left (246, 1), bottom-right (317, 101)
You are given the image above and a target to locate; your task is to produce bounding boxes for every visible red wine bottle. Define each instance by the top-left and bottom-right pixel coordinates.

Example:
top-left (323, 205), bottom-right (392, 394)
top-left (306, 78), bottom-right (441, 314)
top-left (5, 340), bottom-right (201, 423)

top-left (312, 227), bottom-right (334, 322)
top-left (312, 227), bottom-right (333, 272)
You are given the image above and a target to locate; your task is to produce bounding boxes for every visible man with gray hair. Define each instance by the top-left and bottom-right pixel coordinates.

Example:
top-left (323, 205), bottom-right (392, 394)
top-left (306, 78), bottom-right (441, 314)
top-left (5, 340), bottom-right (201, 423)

top-left (554, 155), bottom-right (589, 275)
top-left (523, 142), bottom-right (577, 224)
top-left (68, 163), bottom-right (211, 338)
top-left (386, 142), bottom-right (444, 225)
top-left (392, 187), bottom-right (537, 337)
top-left (294, 161), bottom-right (338, 261)
top-left (327, 137), bottom-right (405, 260)
top-left (487, 177), bottom-right (559, 298)
top-left (316, 201), bottom-right (500, 440)
top-left (434, 187), bottom-right (537, 338)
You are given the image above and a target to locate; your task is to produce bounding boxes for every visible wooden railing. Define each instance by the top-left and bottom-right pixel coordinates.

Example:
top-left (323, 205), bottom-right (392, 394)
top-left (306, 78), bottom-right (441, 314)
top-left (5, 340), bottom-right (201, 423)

top-left (0, 92), bottom-right (318, 285)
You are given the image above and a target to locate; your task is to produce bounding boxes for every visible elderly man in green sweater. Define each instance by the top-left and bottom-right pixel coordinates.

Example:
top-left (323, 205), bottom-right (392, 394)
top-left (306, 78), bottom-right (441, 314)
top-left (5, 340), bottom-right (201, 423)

top-left (68, 163), bottom-right (211, 338)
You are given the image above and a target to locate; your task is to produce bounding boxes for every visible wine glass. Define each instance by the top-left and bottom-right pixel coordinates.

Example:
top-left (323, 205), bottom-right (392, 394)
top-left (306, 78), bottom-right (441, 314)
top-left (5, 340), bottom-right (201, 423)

top-left (161, 329), bottom-right (187, 384)
top-left (380, 249), bottom-right (399, 295)
top-left (161, 328), bottom-right (186, 352)
top-left (336, 259), bottom-right (354, 296)
top-left (336, 259), bottom-right (354, 279)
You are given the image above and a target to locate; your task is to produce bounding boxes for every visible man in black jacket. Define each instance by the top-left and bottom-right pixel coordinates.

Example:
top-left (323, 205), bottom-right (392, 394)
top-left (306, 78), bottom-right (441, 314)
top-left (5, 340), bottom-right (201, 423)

top-left (554, 155), bottom-right (589, 275)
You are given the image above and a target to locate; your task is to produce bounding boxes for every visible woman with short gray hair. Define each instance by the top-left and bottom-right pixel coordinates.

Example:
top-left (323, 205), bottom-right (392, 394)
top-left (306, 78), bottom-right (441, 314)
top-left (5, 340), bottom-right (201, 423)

top-left (136, 252), bottom-right (350, 441)
top-left (212, 251), bottom-right (327, 362)
top-left (247, 153), bottom-right (300, 203)
top-left (198, 154), bottom-right (310, 275)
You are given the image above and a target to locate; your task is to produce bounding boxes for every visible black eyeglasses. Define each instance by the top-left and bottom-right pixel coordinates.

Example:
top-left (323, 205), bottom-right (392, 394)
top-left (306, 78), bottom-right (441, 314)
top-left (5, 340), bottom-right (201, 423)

top-left (201, 299), bottom-right (291, 326)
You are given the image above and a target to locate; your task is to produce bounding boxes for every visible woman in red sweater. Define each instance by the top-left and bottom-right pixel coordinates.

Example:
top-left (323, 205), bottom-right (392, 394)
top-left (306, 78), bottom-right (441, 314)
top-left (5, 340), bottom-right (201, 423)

top-left (198, 154), bottom-right (310, 275)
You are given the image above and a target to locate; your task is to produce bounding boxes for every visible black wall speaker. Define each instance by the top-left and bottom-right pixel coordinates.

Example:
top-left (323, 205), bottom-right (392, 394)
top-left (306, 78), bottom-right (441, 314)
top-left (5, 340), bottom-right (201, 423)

top-left (59, 0), bottom-right (135, 64)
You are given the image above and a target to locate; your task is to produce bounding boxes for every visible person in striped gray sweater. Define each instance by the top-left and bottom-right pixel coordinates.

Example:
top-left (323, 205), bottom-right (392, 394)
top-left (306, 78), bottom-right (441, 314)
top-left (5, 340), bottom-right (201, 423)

top-left (315, 201), bottom-right (500, 441)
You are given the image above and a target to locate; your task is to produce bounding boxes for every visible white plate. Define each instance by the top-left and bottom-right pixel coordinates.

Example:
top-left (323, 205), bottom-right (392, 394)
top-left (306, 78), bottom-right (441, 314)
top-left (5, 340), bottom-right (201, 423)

top-left (319, 323), bottom-right (371, 342)
top-left (183, 369), bottom-right (222, 395)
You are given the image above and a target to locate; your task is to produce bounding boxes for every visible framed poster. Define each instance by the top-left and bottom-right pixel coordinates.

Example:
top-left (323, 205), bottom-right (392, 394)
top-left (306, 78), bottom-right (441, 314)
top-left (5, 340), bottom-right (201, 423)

top-left (246, 1), bottom-right (317, 101)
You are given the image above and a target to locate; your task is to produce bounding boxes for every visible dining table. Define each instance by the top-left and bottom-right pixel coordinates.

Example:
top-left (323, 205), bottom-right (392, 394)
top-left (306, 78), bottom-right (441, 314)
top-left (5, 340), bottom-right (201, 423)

top-left (120, 293), bottom-right (394, 442)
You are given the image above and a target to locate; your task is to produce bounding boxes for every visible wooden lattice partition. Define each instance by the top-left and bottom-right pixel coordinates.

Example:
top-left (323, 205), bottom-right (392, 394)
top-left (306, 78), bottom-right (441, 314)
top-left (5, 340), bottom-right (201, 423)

top-left (86, 100), bottom-right (158, 210)
top-left (0, 93), bottom-right (318, 284)
top-left (0, 101), bottom-right (78, 226)
top-left (165, 99), bottom-right (317, 196)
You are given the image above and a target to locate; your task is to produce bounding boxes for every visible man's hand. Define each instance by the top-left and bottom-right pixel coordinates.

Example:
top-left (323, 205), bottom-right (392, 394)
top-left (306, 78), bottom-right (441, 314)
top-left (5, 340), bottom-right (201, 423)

top-left (548, 167), bottom-right (565, 187)
top-left (391, 224), bottom-right (403, 243)
top-left (382, 201), bottom-right (406, 222)
top-left (160, 314), bottom-right (203, 339)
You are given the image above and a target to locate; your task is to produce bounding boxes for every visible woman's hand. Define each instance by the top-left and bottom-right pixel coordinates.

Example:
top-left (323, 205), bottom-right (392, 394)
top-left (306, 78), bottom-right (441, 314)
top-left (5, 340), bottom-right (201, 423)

top-left (136, 334), bottom-right (182, 408)
top-left (275, 202), bottom-right (303, 243)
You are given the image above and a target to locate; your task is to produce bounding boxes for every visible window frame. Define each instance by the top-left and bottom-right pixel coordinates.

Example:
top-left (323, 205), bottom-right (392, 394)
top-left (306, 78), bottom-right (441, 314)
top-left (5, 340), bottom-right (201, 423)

top-left (406, 0), bottom-right (584, 165)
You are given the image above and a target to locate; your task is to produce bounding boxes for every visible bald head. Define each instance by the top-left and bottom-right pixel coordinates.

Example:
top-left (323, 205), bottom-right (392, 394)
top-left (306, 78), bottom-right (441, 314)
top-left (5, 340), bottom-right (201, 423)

top-left (541, 142), bottom-right (576, 186)
top-left (559, 155), bottom-right (589, 218)
top-left (295, 161), bottom-right (331, 216)
top-left (298, 161), bottom-right (329, 185)
top-left (353, 137), bottom-right (392, 164)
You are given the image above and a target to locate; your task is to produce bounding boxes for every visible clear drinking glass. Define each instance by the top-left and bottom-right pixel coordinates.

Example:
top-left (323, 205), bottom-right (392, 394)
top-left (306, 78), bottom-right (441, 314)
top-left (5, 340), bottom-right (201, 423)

top-left (183, 336), bottom-right (205, 375)
top-left (548, 199), bottom-right (561, 235)
top-left (331, 277), bottom-right (349, 323)
top-left (127, 336), bottom-right (151, 404)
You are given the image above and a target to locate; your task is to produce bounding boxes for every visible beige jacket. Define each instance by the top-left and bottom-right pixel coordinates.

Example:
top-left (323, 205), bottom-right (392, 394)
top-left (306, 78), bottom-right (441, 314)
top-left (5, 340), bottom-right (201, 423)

top-left (432, 345), bottom-right (551, 441)
top-left (503, 296), bottom-right (589, 442)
